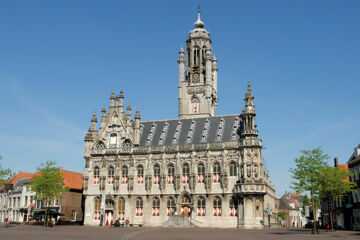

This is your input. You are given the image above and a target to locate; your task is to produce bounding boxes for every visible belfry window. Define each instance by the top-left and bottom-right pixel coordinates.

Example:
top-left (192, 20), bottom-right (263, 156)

top-left (229, 198), bottom-right (238, 217)
top-left (213, 197), bottom-right (222, 217)
top-left (152, 197), bottom-right (160, 216)
top-left (108, 166), bottom-right (114, 184)
top-left (167, 197), bottom-right (176, 216)
top-left (136, 197), bottom-right (143, 216)
top-left (230, 163), bottom-right (237, 177)
top-left (109, 133), bottom-right (117, 148)
top-left (94, 198), bottom-right (101, 220)
top-left (137, 165), bottom-right (144, 184)
top-left (93, 167), bottom-right (100, 185)
top-left (118, 198), bottom-right (125, 222)
top-left (122, 166), bottom-right (128, 184)
top-left (154, 165), bottom-right (160, 184)
top-left (197, 164), bottom-right (205, 183)
top-left (182, 164), bottom-right (190, 184)
top-left (197, 197), bottom-right (206, 216)
top-left (213, 163), bottom-right (221, 183)
top-left (168, 164), bottom-right (175, 184)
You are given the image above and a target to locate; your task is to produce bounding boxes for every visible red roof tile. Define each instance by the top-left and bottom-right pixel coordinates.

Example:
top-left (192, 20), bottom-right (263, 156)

top-left (60, 170), bottom-right (83, 190)
top-left (10, 172), bottom-right (34, 185)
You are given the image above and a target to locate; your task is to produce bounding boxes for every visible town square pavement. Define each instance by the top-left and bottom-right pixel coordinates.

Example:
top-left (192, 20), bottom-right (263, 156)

top-left (0, 225), bottom-right (359, 240)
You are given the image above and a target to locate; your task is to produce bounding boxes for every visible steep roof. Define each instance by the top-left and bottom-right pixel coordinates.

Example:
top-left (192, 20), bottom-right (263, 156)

top-left (10, 172), bottom-right (34, 185)
top-left (139, 114), bottom-right (242, 146)
top-left (60, 170), bottom-right (83, 190)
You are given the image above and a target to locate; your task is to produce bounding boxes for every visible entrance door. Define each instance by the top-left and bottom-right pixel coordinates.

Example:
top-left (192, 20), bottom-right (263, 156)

top-left (105, 211), bottom-right (113, 226)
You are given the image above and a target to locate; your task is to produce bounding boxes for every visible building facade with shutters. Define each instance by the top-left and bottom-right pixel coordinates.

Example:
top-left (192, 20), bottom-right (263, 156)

top-left (82, 8), bottom-right (276, 228)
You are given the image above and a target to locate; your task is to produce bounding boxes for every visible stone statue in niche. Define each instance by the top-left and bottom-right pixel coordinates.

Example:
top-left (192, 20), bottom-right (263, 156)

top-left (247, 165), bottom-right (251, 178)
top-left (254, 165), bottom-right (258, 178)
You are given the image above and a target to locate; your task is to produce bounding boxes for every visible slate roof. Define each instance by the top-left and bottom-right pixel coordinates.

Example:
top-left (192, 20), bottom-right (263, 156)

top-left (139, 114), bottom-right (242, 147)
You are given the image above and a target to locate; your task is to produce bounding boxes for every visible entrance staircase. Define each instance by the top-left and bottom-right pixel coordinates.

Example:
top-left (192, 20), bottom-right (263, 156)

top-left (162, 215), bottom-right (194, 228)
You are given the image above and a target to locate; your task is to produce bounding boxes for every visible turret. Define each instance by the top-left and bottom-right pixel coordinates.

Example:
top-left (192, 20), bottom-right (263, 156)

top-left (91, 111), bottom-right (97, 132)
top-left (109, 92), bottom-right (115, 115)
top-left (100, 106), bottom-right (106, 129)
top-left (241, 82), bottom-right (258, 138)
top-left (119, 90), bottom-right (124, 114)
top-left (126, 104), bottom-right (132, 134)
top-left (212, 55), bottom-right (218, 94)
top-left (134, 108), bottom-right (141, 145)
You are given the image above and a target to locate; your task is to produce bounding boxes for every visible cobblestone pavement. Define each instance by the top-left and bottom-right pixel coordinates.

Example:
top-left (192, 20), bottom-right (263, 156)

top-left (1, 225), bottom-right (359, 240)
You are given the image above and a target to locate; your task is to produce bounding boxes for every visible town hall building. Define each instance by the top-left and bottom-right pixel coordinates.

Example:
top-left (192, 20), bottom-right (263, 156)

top-left (82, 8), bottom-right (276, 228)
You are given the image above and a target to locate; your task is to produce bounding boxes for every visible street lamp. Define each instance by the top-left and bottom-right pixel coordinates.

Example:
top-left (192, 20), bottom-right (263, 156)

top-left (265, 206), bottom-right (272, 229)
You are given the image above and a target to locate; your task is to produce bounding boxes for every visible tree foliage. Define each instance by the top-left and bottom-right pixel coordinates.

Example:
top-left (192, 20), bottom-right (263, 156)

top-left (289, 147), bottom-right (329, 234)
top-left (32, 161), bottom-right (68, 204)
top-left (278, 212), bottom-right (287, 220)
top-left (319, 166), bottom-right (356, 199)
top-left (0, 154), bottom-right (11, 186)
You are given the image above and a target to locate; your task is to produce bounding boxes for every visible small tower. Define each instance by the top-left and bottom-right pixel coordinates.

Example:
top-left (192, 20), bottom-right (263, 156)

top-left (241, 82), bottom-right (258, 138)
top-left (178, 6), bottom-right (218, 119)
top-left (134, 108), bottom-right (141, 145)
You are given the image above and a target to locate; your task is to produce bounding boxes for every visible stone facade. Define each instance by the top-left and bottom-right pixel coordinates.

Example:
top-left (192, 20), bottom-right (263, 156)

top-left (82, 8), bottom-right (275, 228)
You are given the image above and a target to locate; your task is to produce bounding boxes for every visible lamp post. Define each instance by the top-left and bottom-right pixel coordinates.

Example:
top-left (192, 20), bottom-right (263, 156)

top-left (265, 206), bottom-right (272, 229)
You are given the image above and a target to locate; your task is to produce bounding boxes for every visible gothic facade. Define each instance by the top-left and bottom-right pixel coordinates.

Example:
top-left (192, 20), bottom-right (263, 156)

top-left (82, 9), bottom-right (275, 228)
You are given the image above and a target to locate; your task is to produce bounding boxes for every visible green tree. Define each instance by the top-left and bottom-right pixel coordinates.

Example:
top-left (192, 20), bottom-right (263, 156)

top-left (319, 166), bottom-right (356, 231)
top-left (289, 147), bottom-right (329, 234)
top-left (278, 211), bottom-right (287, 220)
top-left (0, 154), bottom-right (11, 186)
top-left (32, 161), bottom-right (68, 226)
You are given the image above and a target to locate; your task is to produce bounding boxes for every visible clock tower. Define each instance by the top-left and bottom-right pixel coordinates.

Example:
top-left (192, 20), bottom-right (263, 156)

top-left (178, 7), bottom-right (218, 119)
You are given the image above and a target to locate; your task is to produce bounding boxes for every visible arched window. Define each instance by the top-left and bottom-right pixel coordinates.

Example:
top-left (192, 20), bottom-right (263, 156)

top-left (230, 162), bottom-right (237, 177)
top-left (197, 197), bottom-right (206, 216)
top-left (118, 198), bottom-right (125, 221)
top-left (182, 164), bottom-right (190, 184)
top-left (136, 197), bottom-right (143, 216)
top-left (191, 97), bottom-right (200, 113)
top-left (213, 197), bottom-right (222, 217)
top-left (254, 164), bottom-right (259, 178)
top-left (197, 163), bottom-right (205, 183)
top-left (109, 133), bottom-right (117, 148)
top-left (167, 164), bottom-right (175, 184)
top-left (94, 197), bottom-right (101, 220)
top-left (154, 165), bottom-right (160, 184)
top-left (213, 163), bottom-right (221, 183)
top-left (108, 166), bottom-right (114, 184)
top-left (137, 165), bottom-right (144, 184)
top-left (229, 197), bottom-right (238, 217)
top-left (121, 166), bottom-right (128, 184)
top-left (93, 167), bottom-right (100, 185)
top-left (152, 197), bottom-right (160, 216)
top-left (167, 197), bottom-right (176, 216)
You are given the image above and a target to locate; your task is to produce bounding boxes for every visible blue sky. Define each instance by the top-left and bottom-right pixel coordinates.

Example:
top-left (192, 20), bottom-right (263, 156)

top-left (0, 0), bottom-right (359, 197)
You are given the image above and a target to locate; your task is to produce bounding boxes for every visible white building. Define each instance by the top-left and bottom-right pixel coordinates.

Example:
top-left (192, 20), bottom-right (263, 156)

top-left (82, 8), bottom-right (276, 228)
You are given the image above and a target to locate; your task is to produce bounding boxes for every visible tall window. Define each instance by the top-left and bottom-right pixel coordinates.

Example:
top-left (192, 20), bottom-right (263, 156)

top-left (152, 197), bottom-right (160, 216)
top-left (197, 163), bottom-right (205, 183)
top-left (182, 164), bottom-right (190, 184)
top-left (213, 197), bottom-right (222, 217)
top-left (229, 197), bottom-right (238, 217)
top-left (168, 164), bottom-right (174, 184)
top-left (136, 197), bottom-right (143, 216)
top-left (230, 162), bottom-right (237, 177)
top-left (137, 165), bottom-right (144, 184)
top-left (197, 197), bottom-right (206, 216)
top-left (109, 133), bottom-right (117, 148)
top-left (118, 198), bottom-right (125, 221)
top-left (93, 167), bottom-right (100, 185)
top-left (167, 197), bottom-right (176, 216)
top-left (154, 165), bottom-right (160, 184)
top-left (122, 166), bottom-right (128, 184)
top-left (94, 198), bottom-right (101, 220)
top-left (213, 163), bottom-right (221, 183)
top-left (108, 166), bottom-right (114, 184)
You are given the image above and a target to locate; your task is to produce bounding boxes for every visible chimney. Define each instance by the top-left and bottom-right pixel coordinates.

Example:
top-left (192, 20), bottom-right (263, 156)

top-left (334, 157), bottom-right (338, 167)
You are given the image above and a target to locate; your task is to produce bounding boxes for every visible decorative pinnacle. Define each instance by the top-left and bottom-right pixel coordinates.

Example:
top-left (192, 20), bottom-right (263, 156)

top-left (126, 103), bottom-right (131, 113)
top-left (194, 4), bottom-right (204, 29)
top-left (119, 90), bottom-right (124, 98)
top-left (110, 91), bottom-right (115, 99)
top-left (91, 111), bottom-right (97, 122)
top-left (246, 81), bottom-right (252, 98)
top-left (135, 108), bottom-right (141, 119)
top-left (101, 106), bottom-right (106, 113)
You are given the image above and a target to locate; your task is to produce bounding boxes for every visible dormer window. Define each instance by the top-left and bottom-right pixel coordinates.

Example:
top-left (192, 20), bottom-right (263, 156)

top-left (202, 136), bottom-right (206, 142)
top-left (187, 137), bottom-right (191, 143)
top-left (146, 139), bottom-right (150, 144)
top-left (173, 138), bottom-right (177, 143)
top-left (217, 135), bottom-right (221, 140)
top-left (109, 133), bottom-right (117, 148)
top-left (205, 121), bottom-right (209, 127)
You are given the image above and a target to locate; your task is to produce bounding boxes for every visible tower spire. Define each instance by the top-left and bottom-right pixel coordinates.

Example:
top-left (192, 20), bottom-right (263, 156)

top-left (194, 4), bottom-right (204, 29)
